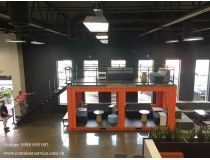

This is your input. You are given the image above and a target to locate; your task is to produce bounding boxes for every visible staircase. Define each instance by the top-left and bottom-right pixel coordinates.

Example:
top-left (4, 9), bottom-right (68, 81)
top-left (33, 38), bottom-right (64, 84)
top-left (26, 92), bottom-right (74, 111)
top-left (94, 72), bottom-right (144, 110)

top-left (40, 84), bottom-right (69, 105)
top-left (11, 78), bottom-right (71, 125)
top-left (11, 103), bottom-right (30, 124)
top-left (175, 106), bottom-right (194, 130)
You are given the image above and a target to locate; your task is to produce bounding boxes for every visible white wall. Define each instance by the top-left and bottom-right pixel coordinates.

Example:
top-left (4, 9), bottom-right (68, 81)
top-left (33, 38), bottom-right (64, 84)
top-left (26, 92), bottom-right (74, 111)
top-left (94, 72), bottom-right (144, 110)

top-left (0, 32), bottom-right (26, 116)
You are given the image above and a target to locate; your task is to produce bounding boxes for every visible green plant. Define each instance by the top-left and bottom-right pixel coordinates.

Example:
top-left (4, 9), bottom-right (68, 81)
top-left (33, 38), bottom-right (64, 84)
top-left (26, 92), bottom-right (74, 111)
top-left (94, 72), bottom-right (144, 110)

top-left (0, 88), bottom-right (13, 98)
top-left (149, 130), bottom-right (156, 139)
top-left (173, 126), bottom-right (182, 141)
top-left (188, 128), bottom-right (196, 142)
top-left (164, 128), bottom-right (173, 142)
top-left (197, 127), bottom-right (205, 142)
top-left (207, 132), bottom-right (210, 142)
top-left (156, 129), bottom-right (164, 142)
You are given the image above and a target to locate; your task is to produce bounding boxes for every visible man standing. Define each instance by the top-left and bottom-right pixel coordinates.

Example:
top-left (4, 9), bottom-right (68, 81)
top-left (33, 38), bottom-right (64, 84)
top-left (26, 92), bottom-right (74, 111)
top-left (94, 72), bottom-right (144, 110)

top-left (15, 91), bottom-right (34, 115)
top-left (0, 100), bottom-right (9, 132)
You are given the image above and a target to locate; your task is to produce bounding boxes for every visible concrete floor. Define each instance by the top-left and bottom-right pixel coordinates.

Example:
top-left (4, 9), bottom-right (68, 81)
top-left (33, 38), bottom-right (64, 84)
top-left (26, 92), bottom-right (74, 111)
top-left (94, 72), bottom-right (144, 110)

top-left (0, 112), bottom-right (147, 158)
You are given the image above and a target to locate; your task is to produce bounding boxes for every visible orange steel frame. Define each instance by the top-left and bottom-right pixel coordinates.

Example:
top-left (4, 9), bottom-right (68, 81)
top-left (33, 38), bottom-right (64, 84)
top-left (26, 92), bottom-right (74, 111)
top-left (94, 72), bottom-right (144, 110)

top-left (67, 85), bottom-right (176, 131)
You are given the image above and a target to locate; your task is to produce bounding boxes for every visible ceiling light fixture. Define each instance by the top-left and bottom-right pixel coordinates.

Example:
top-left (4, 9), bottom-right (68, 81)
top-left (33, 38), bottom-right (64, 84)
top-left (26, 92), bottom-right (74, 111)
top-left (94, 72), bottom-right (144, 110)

top-left (5, 39), bottom-right (26, 43)
top-left (31, 40), bottom-right (45, 45)
top-left (83, 16), bottom-right (109, 32)
top-left (100, 39), bottom-right (108, 44)
top-left (93, 8), bottom-right (102, 12)
top-left (165, 40), bottom-right (179, 44)
top-left (96, 33), bottom-right (108, 39)
top-left (183, 36), bottom-right (204, 41)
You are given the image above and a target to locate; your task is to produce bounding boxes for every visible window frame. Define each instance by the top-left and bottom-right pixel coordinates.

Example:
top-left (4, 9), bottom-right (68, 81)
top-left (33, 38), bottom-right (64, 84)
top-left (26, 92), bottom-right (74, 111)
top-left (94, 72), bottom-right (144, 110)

top-left (165, 59), bottom-right (181, 101)
top-left (193, 59), bottom-right (210, 101)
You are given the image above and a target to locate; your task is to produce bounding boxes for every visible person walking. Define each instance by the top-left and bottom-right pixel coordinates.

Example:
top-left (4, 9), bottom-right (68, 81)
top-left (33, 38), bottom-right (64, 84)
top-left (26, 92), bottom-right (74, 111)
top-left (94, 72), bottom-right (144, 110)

top-left (15, 90), bottom-right (34, 115)
top-left (0, 100), bottom-right (9, 132)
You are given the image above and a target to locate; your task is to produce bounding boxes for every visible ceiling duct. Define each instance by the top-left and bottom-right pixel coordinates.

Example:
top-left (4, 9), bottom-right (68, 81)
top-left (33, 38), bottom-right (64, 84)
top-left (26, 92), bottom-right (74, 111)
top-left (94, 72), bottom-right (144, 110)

top-left (8, 2), bottom-right (29, 27)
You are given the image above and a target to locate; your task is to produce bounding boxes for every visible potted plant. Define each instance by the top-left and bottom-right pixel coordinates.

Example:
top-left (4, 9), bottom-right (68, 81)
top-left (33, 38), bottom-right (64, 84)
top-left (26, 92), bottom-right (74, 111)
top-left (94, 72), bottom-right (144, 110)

top-left (197, 127), bottom-right (205, 142)
top-left (164, 128), bottom-right (173, 142)
top-left (207, 131), bottom-right (210, 142)
top-left (155, 128), bottom-right (164, 142)
top-left (173, 126), bottom-right (182, 142)
top-left (0, 88), bottom-right (13, 104)
top-left (149, 129), bottom-right (156, 139)
top-left (154, 126), bottom-right (210, 158)
top-left (188, 128), bottom-right (196, 142)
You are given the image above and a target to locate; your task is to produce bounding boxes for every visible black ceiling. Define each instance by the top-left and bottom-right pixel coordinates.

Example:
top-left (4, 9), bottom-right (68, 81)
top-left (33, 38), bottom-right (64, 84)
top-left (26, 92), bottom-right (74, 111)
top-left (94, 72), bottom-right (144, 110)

top-left (1, 1), bottom-right (210, 44)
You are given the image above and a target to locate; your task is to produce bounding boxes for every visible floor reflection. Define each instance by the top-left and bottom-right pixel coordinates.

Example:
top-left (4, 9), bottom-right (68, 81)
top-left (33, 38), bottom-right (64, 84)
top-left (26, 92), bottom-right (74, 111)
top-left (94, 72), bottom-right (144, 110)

top-left (0, 116), bottom-right (16, 136)
top-left (60, 123), bottom-right (69, 148)
top-left (65, 131), bottom-right (148, 157)
top-left (111, 134), bottom-right (117, 146)
top-left (86, 133), bottom-right (99, 145)
top-left (1, 113), bottom-right (148, 158)
top-left (136, 133), bottom-right (148, 145)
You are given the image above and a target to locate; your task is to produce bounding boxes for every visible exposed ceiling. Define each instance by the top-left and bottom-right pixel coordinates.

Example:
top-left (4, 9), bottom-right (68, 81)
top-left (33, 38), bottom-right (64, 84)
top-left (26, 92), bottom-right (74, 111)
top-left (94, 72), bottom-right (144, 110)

top-left (0, 1), bottom-right (210, 44)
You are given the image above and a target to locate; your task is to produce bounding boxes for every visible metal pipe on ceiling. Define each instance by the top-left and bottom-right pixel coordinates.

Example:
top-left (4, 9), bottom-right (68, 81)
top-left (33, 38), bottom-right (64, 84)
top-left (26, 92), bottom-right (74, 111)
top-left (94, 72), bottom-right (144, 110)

top-left (0, 13), bottom-right (69, 37)
top-left (138, 3), bottom-right (210, 37)
top-left (193, 27), bottom-right (210, 33)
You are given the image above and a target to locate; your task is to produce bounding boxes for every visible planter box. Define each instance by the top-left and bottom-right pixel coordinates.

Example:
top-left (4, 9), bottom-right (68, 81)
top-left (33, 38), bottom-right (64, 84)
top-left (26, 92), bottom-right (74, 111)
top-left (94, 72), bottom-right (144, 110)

top-left (155, 140), bottom-right (210, 158)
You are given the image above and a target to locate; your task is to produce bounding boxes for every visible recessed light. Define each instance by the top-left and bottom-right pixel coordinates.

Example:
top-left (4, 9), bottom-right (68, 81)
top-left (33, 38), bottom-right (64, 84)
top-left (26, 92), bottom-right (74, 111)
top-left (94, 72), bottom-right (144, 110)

top-left (93, 9), bottom-right (102, 12)
top-left (31, 41), bottom-right (45, 45)
top-left (83, 16), bottom-right (109, 32)
top-left (100, 39), bottom-right (108, 44)
top-left (183, 36), bottom-right (204, 41)
top-left (5, 39), bottom-right (26, 43)
top-left (96, 33), bottom-right (108, 40)
top-left (166, 40), bottom-right (179, 43)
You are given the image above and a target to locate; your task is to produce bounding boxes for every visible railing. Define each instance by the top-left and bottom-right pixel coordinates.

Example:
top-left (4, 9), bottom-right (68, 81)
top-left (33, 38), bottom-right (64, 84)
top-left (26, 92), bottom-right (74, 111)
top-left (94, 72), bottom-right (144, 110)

top-left (9, 76), bottom-right (71, 125)
top-left (10, 103), bottom-right (28, 124)
top-left (71, 66), bottom-right (135, 84)
top-left (64, 66), bottom-right (175, 85)
top-left (11, 105), bottom-right (17, 124)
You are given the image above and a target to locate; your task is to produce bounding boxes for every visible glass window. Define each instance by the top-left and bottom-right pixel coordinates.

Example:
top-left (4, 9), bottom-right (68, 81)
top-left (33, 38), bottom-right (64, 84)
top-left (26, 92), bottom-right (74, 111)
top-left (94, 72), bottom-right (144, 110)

top-left (165, 59), bottom-right (181, 100)
top-left (57, 60), bottom-right (72, 88)
top-left (57, 60), bottom-right (72, 105)
top-left (138, 60), bottom-right (154, 103)
top-left (84, 60), bottom-right (98, 81)
top-left (138, 60), bottom-right (154, 78)
top-left (111, 60), bottom-right (126, 103)
top-left (111, 60), bottom-right (126, 68)
top-left (193, 60), bottom-right (210, 101)
top-left (84, 60), bottom-right (99, 103)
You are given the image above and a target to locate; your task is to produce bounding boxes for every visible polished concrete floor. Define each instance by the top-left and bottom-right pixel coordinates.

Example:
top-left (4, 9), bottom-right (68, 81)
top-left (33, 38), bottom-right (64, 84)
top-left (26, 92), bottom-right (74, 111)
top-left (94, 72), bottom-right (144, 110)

top-left (0, 112), bottom-right (148, 158)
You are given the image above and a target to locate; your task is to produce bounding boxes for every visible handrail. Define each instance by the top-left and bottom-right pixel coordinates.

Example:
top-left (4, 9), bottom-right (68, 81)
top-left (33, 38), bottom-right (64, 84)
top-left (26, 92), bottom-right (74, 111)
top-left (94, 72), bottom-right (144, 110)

top-left (71, 81), bottom-right (175, 85)
top-left (55, 78), bottom-right (70, 89)
top-left (8, 75), bottom-right (70, 125)
top-left (10, 103), bottom-right (20, 124)
top-left (65, 66), bottom-right (175, 84)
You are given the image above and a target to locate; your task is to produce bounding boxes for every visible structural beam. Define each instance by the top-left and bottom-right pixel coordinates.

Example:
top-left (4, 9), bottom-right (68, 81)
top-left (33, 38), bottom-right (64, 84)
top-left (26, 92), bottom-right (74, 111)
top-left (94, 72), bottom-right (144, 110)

top-left (0, 8), bottom-right (70, 37)
top-left (138, 3), bottom-right (210, 37)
